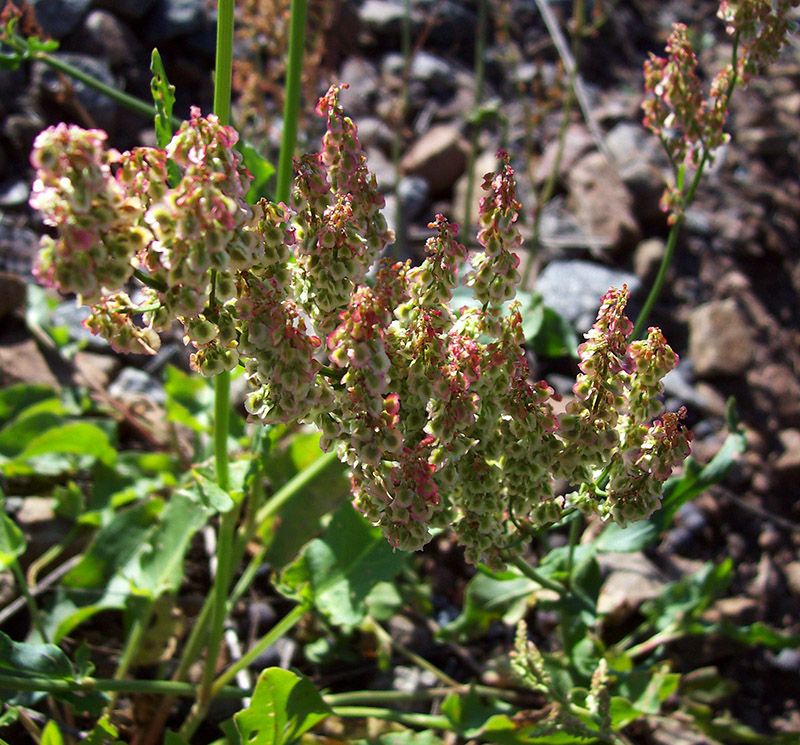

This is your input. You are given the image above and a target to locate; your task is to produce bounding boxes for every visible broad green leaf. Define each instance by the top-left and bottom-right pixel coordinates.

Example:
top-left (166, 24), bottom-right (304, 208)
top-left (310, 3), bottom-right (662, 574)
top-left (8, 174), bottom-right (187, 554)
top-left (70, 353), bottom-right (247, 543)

top-left (125, 489), bottom-right (213, 597)
top-left (234, 668), bottom-right (331, 745)
top-left (278, 502), bottom-right (406, 628)
top-left (439, 567), bottom-right (535, 641)
top-left (240, 142), bottom-right (276, 203)
top-left (164, 365), bottom-right (214, 434)
top-left (6, 421), bottom-right (117, 472)
top-left (685, 701), bottom-right (798, 744)
top-left (41, 721), bottom-right (65, 745)
top-left (521, 295), bottom-right (578, 358)
top-left (618, 665), bottom-right (680, 715)
top-left (0, 384), bottom-right (59, 426)
top-left (641, 559), bottom-right (733, 633)
top-left (0, 631), bottom-right (106, 714)
top-left (262, 432), bottom-right (348, 569)
top-left (0, 508), bottom-right (25, 568)
top-left (0, 411), bottom-right (70, 459)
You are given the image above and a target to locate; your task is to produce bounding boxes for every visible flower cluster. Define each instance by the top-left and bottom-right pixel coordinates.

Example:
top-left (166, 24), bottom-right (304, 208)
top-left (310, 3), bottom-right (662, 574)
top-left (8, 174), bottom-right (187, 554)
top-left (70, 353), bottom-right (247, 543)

top-left (643, 0), bottom-right (798, 219)
top-left (31, 86), bottom-right (692, 568)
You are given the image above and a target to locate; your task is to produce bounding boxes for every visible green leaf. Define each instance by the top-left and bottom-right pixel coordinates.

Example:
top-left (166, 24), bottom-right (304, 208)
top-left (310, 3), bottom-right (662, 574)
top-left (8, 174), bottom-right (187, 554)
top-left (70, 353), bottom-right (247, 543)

top-left (240, 142), bottom-right (276, 203)
top-left (0, 631), bottom-right (106, 714)
top-left (0, 384), bottom-right (59, 427)
top-left (5, 421), bottom-right (117, 473)
top-left (0, 507), bottom-right (25, 569)
top-left (164, 732), bottom-right (191, 745)
top-left (41, 720), bottom-right (65, 745)
top-left (84, 716), bottom-right (123, 745)
top-left (521, 295), bottom-right (578, 358)
top-left (165, 365), bottom-right (214, 434)
top-left (439, 568), bottom-right (535, 642)
top-left (278, 502), bottom-right (406, 629)
top-left (234, 668), bottom-right (331, 745)
top-left (150, 49), bottom-right (176, 149)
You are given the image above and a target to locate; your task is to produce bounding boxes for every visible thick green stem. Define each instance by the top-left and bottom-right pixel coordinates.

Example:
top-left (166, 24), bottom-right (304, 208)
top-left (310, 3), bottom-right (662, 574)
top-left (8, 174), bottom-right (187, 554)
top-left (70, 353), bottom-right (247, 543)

top-left (184, 2), bottom-right (237, 737)
top-left (331, 707), bottom-right (451, 730)
top-left (0, 672), bottom-right (248, 699)
top-left (275, 0), bottom-right (307, 202)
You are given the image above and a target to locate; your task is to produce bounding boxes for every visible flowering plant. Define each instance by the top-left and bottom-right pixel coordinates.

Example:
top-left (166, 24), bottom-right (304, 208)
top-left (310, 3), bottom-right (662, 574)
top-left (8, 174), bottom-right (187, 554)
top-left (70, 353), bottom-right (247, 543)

top-left (30, 88), bottom-right (692, 570)
top-left (2, 0), bottom-right (796, 742)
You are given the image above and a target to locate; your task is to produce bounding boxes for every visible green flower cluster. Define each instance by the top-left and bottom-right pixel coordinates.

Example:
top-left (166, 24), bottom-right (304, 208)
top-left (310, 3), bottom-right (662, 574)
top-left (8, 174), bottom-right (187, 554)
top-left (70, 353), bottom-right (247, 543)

top-left (31, 85), bottom-right (691, 567)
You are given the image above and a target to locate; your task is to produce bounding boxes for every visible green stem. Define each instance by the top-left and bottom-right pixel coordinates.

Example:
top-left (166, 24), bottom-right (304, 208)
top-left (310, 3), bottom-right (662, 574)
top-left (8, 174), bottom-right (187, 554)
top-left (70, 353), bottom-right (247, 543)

top-left (10, 559), bottom-right (48, 643)
top-left (509, 554), bottom-right (567, 597)
top-left (132, 268), bottom-right (168, 293)
top-left (183, 2), bottom-right (237, 738)
top-left (211, 603), bottom-right (307, 695)
top-left (331, 707), bottom-right (451, 730)
top-left (104, 602), bottom-right (153, 712)
top-left (275, 0), bottom-right (307, 203)
top-left (0, 672), bottom-right (249, 699)
top-left (3, 31), bottom-right (182, 128)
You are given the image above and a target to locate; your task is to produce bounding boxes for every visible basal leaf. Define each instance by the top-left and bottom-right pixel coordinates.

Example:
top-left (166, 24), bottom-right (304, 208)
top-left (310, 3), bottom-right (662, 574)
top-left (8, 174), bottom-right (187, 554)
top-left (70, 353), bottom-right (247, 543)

top-left (439, 568), bottom-right (535, 642)
top-left (278, 502), bottom-right (406, 629)
top-left (9, 421), bottom-right (117, 469)
top-left (234, 668), bottom-right (331, 745)
top-left (0, 631), bottom-right (106, 714)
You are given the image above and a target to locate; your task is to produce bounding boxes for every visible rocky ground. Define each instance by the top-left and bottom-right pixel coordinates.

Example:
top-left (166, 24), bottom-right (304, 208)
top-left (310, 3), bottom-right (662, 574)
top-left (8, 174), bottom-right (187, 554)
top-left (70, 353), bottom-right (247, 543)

top-left (1, 0), bottom-right (799, 740)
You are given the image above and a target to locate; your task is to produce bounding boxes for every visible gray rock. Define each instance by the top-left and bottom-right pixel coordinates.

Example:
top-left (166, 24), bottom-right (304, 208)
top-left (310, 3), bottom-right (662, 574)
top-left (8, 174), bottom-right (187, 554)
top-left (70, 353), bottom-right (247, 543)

top-left (31, 0), bottom-right (91, 38)
top-left (338, 57), bottom-right (379, 118)
top-left (359, 0), bottom-right (423, 37)
top-left (81, 10), bottom-right (140, 68)
top-left (365, 146), bottom-right (396, 191)
top-left (352, 116), bottom-right (393, 150)
top-left (397, 176), bottom-right (429, 222)
top-left (50, 303), bottom-right (109, 350)
top-left (410, 51), bottom-right (457, 88)
top-left (33, 54), bottom-right (118, 132)
top-left (109, 367), bottom-right (166, 406)
top-left (0, 221), bottom-right (38, 278)
top-left (0, 180), bottom-right (30, 208)
top-left (773, 429), bottom-right (800, 481)
top-left (95, 0), bottom-right (159, 19)
top-left (567, 151), bottom-right (640, 253)
top-left (144, 0), bottom-right (207, 44)
top-left (400, 124), bottom-right (468, 197)
top-left (633, 238), bottom-right (666, 282)
top-left (534, 260), bottom-right (641, 333)
top-left (688, 299), bottom-right (754, 377)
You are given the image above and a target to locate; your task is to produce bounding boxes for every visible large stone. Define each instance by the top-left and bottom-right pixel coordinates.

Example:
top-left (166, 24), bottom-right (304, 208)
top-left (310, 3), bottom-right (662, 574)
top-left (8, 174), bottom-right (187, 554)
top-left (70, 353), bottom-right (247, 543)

top-left (533, 123), bottom-right (594, 185)
top-left (31, 0), bottom-right (91, 38)
top-left (688, 299), bottom-right (754, 377)
top-left (400, 124), bottom-right (468, 197)
top-left (534, 260), bottom-right (641, 333)
top-left (747, 363), bottom-right (800, 426)
top-left (567, 151), bottom-right (641, 253)
top-left (773, 429), bottom-right (800, 481)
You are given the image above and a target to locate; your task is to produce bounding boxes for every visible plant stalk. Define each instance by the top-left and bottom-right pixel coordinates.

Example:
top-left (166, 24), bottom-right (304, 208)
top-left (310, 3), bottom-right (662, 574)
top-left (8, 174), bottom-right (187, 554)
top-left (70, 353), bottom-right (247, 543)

top-left (275, 0), bottom-right (308, 203)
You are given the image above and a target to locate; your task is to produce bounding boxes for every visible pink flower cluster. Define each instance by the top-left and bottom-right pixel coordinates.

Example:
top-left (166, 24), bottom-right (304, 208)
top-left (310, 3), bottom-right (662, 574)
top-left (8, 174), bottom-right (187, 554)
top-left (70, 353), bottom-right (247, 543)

top-left (31, 86), bottom-right (693, 567)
